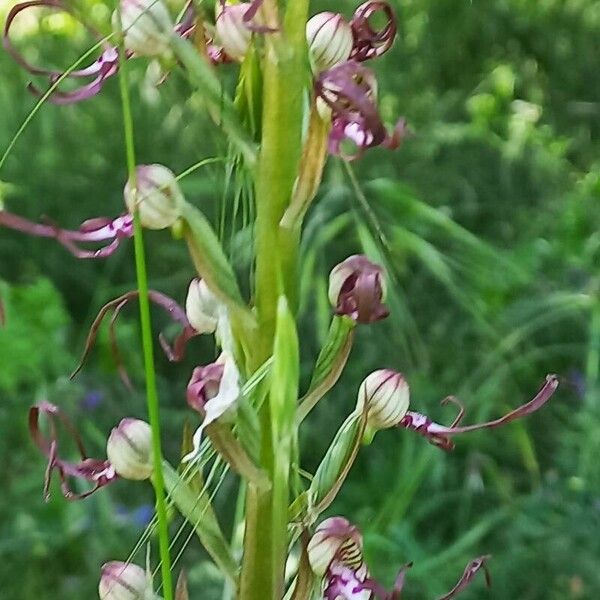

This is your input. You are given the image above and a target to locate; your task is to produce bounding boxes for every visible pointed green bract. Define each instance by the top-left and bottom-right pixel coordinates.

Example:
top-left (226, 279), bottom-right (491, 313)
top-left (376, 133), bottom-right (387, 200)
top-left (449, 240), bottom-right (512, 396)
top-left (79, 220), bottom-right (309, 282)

top-left (298, 315), bottom-right (356, 422)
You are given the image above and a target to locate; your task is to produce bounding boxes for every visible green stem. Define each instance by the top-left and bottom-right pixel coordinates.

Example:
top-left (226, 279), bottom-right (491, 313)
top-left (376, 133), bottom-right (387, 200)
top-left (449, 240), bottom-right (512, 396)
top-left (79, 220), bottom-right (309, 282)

top-left (116, 25), bottom-right (173, 600)
top-left (240, 0), bottom-right (309, 597)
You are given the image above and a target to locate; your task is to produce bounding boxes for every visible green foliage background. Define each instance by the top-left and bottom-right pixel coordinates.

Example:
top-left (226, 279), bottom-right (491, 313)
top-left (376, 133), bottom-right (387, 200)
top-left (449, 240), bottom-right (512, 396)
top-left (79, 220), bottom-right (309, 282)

top-left (1, 0), bottom-right (599, 598)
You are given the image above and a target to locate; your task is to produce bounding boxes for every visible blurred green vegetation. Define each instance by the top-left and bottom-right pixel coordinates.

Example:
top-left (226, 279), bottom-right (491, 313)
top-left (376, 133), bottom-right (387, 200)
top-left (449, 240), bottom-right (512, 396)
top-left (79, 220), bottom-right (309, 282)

top-left (1, 0), bottom-right (599, 598)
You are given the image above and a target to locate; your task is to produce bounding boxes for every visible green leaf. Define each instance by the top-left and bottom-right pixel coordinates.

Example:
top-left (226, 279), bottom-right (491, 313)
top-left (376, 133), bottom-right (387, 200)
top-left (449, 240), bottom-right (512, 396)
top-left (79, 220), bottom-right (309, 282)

top-left (162, 462), bottom-right (238, 586)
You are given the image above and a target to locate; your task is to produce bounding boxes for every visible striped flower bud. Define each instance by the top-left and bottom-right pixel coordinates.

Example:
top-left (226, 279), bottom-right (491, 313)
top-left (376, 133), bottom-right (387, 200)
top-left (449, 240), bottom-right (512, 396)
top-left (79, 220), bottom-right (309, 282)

top-left (99, 561), bottom-right (152, 599)
top-left (328, 255), bottom-right (389, 324)
top-left (307, 517), bottom-right (364, 577)
top-left (106, 419), bottom-right (153, 481)
top-left (124, 164), bottom-right (183, 230)
top-left (215, 2), bottom-right (252, 62)
top-left (356, 369), bottom-right (409, 430)
top-left (306, 12), bottom-right (354, 72)
top-left (117, 0), bottom-right (173, 58)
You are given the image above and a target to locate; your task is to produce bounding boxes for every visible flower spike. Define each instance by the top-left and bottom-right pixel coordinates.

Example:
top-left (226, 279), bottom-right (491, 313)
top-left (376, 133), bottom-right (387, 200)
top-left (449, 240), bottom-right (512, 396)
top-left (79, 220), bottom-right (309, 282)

top-left (29, 402), bottom-right (117, 500)
top-left (350, 1), bottom-right (397, 62)
top-left (0, 208), bottom-right (133, 258)
top-left (399, 374), bottom-right (559, 450)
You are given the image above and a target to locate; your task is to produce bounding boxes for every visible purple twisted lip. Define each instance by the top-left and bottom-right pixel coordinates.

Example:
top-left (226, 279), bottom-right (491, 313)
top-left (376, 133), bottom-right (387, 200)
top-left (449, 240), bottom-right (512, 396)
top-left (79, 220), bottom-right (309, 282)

top-left (321, 529), bottom-right (490, 599)
top-left (29, 401), bottom-right (118, 501)
top-left (316, 61), bottom-right (408, 159)
top-left (3, 0), bottom-right (122, 104)
top-left (349, 1), bottom-right (397, 62)
top-left (3, 0), bottom-right (199, 103)
top-left (398, 374), bottom-right (560, 450)
top-left (70, 289), bottom-right (198, 388)
top-left (0, 209), bottom-right (133, 258)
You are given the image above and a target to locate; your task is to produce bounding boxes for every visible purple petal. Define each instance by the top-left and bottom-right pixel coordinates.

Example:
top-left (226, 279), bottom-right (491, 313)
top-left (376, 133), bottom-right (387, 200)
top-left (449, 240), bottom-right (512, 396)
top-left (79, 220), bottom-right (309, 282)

top-left (4, 1), bottom-right (120, 103)
top-left (0, 209), bottom-right (133, 258)
top-left (70, 290), bottom-right (198, 382)
top-left (398, 375), bottom-right (559, 450)
top-left (350, 1), bottom-right (397, 62)
top-left (437, 555), bottom-right (491, 600)
top-left (29, 402), bottom-right (117, 501)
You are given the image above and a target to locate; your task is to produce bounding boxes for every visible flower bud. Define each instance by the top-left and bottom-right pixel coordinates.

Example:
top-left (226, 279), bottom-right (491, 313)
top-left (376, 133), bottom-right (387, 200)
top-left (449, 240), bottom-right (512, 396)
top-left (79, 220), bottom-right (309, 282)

top-left (306, 12), bottom-right (353, 72)
top-left (328, 255), bottom-right (389, 324)
top-left (215, 2), bottom-right (252, 62)
top-left (185, 278), bottom-right (219, 334)
top-left (307, 517), bottom-right (363, 576)
top-left (106, 419), bottom-right (153, 481)
top-left (116, 0), bottom-right (173, 58)
top-left (99, 561), bottom-right (151, 600)
top-left (356, 369), bottom-right (409, 430)
top-left (124, 164), bottom-right (183, 230)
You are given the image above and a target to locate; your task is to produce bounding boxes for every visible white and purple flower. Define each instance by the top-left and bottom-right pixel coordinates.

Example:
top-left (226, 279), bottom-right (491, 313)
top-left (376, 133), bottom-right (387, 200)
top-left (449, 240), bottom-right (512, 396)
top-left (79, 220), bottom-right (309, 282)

top-left (308, 516), bottom-right (491, 600)
top-left (329, 255), bottom-right (389, 324)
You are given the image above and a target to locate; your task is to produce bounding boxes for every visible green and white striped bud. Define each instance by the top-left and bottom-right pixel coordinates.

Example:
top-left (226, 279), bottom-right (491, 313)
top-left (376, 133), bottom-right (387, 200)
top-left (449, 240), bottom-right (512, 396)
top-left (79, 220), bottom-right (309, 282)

top-left (307, 516), bottom-right (363, 576)
top-left (307, 12), bottom-right (354, 72)
top-left (116, 0), bottom-right (173, 58)
top-left (99, 561), bottom-right (153, 599)
top-left (106, 418), bottom-right (153, 481)
top-left (356, 369), bottom-right (410, 431)
top-left (124, 164), bottom-right (183, 230)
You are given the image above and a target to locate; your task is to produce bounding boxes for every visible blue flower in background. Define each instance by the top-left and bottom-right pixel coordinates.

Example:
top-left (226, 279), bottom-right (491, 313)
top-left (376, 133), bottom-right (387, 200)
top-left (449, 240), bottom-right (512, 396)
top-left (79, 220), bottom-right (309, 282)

top-left (81, 390), bottom-right (103, 411)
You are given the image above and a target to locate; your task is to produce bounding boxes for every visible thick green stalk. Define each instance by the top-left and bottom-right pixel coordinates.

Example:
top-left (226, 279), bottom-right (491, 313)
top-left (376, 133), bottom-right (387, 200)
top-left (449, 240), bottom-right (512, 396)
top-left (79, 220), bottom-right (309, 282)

top-left (240, 0), bottom-right (309, 597)
top-left (116, 29), bottom-right (173, 600)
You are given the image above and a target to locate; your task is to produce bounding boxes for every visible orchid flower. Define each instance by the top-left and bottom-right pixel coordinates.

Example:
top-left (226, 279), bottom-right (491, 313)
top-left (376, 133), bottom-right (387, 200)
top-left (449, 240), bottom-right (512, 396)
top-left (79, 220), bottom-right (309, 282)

top-left (0, 208), bottom-right (133, 258)
top-left (329, 255), bottom-right (389, 324)
top-left (315, 61), bottom-right (407, 159)
top-left (29, 401), bottom-right (117, 500)
top-left (308, 516), bottom-right (491, 600)
top-left (398, 374), bottom-right (560, 451)
top-left (184, 352), bottom-right (241, 461)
